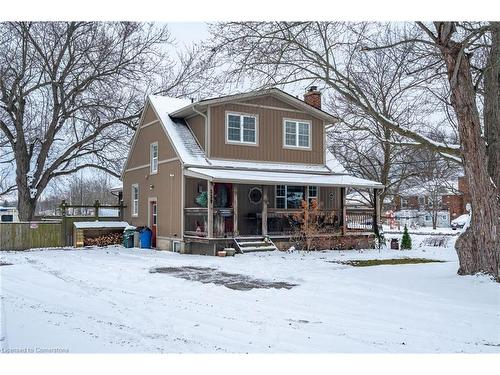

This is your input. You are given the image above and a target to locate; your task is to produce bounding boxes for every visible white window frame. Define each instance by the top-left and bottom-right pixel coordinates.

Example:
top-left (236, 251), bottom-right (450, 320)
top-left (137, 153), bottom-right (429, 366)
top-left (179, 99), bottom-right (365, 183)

top-left (308, 186), bottom-right (318, 206)
top-left (401, 197), bottom-right (408, 209)
top-left (131, 184), bottom-right (139, 217)
top-left (225, 111), bottom-right (258, 146)
top-left (276, 185), bottom-right (313, 209)
top-left (150, 142), bottom-right (158, 174)
top-left (283, 118), bottom-right (312, 150)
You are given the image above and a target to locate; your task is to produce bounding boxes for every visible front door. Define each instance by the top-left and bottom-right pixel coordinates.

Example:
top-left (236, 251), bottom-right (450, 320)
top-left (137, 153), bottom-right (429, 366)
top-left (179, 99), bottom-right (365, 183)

top-left (150, 200), bottom-right (157, 247)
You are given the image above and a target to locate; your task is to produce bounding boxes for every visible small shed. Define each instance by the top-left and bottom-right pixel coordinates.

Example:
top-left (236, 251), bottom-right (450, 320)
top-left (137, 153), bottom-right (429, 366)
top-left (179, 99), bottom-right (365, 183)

top-left (73, 221), bottom-right (129, 247)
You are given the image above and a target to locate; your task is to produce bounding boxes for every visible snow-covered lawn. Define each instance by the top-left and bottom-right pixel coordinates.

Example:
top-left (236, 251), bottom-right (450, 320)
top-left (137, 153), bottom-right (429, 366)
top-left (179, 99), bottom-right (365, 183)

top-left (1, 235), bottom-right (499, 353)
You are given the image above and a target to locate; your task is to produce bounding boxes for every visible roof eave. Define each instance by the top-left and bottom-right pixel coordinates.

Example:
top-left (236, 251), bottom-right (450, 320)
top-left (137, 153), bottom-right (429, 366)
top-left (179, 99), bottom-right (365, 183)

top-left (170, 88), bottom-right (339, 124)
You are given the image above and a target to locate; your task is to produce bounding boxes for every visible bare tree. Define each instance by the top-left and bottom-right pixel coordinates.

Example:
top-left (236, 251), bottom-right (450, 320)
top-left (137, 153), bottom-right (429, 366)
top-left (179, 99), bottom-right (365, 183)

top-left (36, 171), bottom-right (119, 216)
top-left (323, 34), bottom-right (449, 208)
top-left (406, 152), bottom-right (461, 230)
top-left (0, 22), bottom-right (210, 220)
top-left (421, 22), bottom-right (499, 278)
top-left (209, 21), bottom-right (499, 279)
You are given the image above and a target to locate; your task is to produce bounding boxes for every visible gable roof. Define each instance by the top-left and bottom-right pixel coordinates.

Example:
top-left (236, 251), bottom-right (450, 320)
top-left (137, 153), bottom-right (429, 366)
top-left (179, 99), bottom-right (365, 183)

top-left (170, 88), bottom-right (339, 124)
top-left (124, 89), bottom-right (383, 188)
top-left (145, 94), bottom-right (349, 175)
top-left (148, 95), bottom-right (207, 165)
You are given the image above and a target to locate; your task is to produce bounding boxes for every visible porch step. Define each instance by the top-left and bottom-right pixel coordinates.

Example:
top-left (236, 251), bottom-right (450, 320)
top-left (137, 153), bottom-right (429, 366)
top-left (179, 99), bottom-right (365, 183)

top-left (234, 238), bottom-right (278, 253)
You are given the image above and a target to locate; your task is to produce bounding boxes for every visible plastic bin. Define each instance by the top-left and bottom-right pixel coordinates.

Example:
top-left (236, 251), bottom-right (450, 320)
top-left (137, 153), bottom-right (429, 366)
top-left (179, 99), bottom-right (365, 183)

top-left (123, 227), bottom-right (136, 248)
top-left (140, 227), bottom-right (153, 249)
top-left (390, 238), bottom-right (399, 250)
top-left (133, 230), bottom-right (140, 247)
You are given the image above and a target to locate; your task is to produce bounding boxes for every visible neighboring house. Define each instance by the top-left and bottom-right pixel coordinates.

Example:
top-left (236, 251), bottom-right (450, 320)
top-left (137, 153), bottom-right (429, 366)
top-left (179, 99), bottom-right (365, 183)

top-left (0, 206), bottom-right (19, 222)
top-left (394, 209), bottom-right (450, 229)
top-left (119, 87), bottom-right (383, 254)
top-left (391, 176), bottom-right (470, 227)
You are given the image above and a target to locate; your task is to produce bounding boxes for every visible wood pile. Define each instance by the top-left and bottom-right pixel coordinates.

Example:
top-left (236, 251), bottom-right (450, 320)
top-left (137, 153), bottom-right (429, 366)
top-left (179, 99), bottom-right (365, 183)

top-left (84, 232), bottom-right (122, 247)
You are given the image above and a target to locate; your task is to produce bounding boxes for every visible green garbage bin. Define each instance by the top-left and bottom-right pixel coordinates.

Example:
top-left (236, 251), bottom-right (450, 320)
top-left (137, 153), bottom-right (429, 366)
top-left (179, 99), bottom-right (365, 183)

top-left (123, 226), bottom-right (136, 248)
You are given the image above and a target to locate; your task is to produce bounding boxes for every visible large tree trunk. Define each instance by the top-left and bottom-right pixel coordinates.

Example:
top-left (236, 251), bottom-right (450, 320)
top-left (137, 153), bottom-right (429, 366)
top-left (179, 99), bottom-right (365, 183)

top-left (436, 23), bottom-right (500, 280)
top-left (15, 154), bottom-right (37, 221)
top-left (484, 22), bottom-right (500, 192)
top-left (17, 185), bottom-right (37, 222)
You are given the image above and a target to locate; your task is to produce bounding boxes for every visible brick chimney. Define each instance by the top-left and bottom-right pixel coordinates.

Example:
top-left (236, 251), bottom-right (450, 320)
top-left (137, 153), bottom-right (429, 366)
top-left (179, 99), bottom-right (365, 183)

top-left (304, 86), bottom-right (321, 109)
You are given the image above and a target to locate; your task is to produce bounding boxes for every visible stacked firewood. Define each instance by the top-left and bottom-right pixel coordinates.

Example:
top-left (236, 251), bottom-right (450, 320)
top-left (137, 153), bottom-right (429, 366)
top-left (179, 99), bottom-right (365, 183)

top-left (84, 232), bottom-right (122, 247)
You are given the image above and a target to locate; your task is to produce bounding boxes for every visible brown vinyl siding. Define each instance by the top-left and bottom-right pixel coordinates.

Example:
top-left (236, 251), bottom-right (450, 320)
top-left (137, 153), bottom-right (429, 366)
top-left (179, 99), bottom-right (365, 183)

top-left (238, 96), bottom-right (299, 110)
top-left (209, 98), bottom-right (324, 164)
top-left (185, 114), bottom-right (206, 151)
top-left (142, 104), bottom-right (158, 124)
top-left (123, 160), bottom-right (183, 239)
top-left (123, 104), bottom-right (183, 242)
top-left (319, 186), bottom-right (341, 210)
top-left (126, 119), bottom-right (177, 170)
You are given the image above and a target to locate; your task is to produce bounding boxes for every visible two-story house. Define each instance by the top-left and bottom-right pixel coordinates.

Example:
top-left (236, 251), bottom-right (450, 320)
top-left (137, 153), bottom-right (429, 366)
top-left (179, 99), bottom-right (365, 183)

top-left (120, 87), bottom-right (383, 254)
top-left (391, 176), bottom-right (470, 227)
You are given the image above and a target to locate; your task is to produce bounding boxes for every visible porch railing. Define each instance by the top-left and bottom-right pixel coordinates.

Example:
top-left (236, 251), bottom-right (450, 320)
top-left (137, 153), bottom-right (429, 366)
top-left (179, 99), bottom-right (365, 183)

top-left (184, 207), bottom-right (235, 238)
top-left (184, 207), bottom-right (376, 238)
top-left (184, 207), bottom-right (208, 237)
top-left (345, 208), bottom-right (374, 231)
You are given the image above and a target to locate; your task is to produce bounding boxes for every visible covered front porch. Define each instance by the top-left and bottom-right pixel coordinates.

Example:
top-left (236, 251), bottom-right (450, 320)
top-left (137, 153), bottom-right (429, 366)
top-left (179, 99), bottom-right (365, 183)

top-left (183, 167), bottom-right (383, 241)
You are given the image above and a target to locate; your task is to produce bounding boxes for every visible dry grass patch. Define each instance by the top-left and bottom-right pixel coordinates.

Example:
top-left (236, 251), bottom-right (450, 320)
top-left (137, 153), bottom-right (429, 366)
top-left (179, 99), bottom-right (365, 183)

top-left (332, 258), bottom-right (446, 267)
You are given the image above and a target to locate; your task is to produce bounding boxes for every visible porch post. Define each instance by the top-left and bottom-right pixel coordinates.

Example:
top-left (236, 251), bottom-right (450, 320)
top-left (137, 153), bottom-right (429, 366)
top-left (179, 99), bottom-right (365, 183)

top-left (262, 186), bottom-right (268, 236)
top-left (373, 188), bottom-right (380, 232)
top-left (233, 184), bottom-right (239, 236)
top-left (207, 180), bottom-right (214, 238)
top-left (341, 187), bottom-right (347, 235)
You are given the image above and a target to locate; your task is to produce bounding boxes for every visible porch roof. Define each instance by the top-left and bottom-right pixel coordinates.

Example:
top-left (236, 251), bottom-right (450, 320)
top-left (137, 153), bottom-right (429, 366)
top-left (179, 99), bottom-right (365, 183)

top-left (185, 167), bottom-right (384, 189)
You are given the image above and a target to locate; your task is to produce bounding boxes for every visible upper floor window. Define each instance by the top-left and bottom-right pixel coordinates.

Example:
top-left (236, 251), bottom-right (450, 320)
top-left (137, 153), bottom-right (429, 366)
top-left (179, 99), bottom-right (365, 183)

top-left (418, 196), bottom-right (425, 207)
top-left (150, 142), bottom-right (158, 174)
top-left (283, 119), bottom-right (311, 149)
top-left (226, 112), bottom-right (257, 145)
top-left (401, 197), bottom-right (408, 208)
top-left (132, 184), bottom-right (139, 216)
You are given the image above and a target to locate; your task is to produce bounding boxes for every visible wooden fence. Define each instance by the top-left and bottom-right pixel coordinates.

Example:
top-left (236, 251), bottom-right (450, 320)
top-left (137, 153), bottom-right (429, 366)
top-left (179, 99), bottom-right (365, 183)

top-left (0, 221), bottom-right (63, 250)
top-left (0, 200), bottom-right (126, 251)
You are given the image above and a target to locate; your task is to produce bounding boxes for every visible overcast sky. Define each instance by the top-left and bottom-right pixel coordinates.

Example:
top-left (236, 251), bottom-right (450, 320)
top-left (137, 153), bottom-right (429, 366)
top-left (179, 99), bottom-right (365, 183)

top-left (168, 22), bottom-right (210, 48)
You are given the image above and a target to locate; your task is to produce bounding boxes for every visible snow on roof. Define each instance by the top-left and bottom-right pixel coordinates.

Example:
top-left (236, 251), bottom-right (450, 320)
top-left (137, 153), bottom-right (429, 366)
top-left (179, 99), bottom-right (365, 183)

top-left (346, 191), bottom-right (371, 205)
top-left (147, 94), bottom-right (378, 186)
top-left (98, 208), bottom-right (119, 217)
top-left (325, 150), bottom-right (346, 174)
top-left (109, 184), bottom-right (123, 192)
top-left (149, 94), bottom-right (349, 174)
top-left (0, 206), bottom-right (17, 211)
top-left (185, 167), bottom-right (383, 189)
top-left (148, 95), bottom-right (209, 166)
top-left (207, 159), bottom-right (330, 174)
top-left (400, 179), bottom-right (460, 197)
top-left (73, 221), bottom-right (129, 229)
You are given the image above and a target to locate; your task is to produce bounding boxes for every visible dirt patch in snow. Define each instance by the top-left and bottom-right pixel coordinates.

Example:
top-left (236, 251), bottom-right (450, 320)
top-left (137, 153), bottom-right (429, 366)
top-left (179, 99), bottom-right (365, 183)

top-left (150, 266), bottom-right (297, 291)
top-left (0, 261), bottom-right (12, 266)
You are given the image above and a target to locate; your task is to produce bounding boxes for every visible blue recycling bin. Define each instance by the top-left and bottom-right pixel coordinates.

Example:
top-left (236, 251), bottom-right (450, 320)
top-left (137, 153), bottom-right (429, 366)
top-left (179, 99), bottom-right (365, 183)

top-left (140, 227), bottom-right (152, 249)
